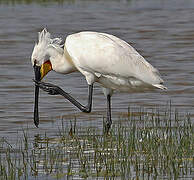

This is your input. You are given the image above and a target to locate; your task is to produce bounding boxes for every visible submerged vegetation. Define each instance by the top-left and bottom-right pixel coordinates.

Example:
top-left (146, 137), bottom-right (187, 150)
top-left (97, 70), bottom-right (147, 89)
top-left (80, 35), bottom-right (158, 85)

top-left (0, 105), bottom-right (193, 179)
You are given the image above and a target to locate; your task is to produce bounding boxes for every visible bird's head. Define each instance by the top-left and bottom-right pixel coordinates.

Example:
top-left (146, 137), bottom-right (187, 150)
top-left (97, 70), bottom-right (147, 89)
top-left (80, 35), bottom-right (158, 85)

top-left (31, 28), bottom-right (63, 80)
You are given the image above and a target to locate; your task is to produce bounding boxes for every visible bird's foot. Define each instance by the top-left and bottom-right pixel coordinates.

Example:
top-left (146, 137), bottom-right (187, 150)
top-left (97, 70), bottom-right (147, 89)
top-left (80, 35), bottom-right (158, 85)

top-left (33, 79), bottom-right (60, 95)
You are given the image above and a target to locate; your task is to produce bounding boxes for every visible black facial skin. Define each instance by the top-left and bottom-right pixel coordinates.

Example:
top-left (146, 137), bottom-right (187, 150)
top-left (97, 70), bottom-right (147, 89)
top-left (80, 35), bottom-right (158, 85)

top-left (33, 61), bottom-right (41, 127)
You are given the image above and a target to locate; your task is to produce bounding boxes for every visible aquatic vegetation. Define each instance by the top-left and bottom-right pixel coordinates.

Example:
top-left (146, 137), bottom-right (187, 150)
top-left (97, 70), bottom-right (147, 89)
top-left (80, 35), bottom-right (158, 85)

top-left (0, 105), bottom-right (193, 179)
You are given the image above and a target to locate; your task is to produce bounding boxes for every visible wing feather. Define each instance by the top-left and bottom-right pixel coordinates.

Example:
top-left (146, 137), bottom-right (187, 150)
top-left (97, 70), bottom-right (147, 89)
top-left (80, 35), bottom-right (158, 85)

top-left (65, 31), bottom-right (164, 87)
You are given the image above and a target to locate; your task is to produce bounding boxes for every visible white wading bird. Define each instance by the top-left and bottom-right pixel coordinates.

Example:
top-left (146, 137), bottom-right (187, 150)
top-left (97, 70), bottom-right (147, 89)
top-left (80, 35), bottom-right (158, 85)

top-left (32, 28), bottom-right (166, 133)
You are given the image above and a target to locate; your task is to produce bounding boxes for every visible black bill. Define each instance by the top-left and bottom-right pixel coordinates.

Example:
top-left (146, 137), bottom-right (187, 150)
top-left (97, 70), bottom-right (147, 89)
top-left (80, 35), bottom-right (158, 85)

top-left (33, 63), bottom-right (41, 127)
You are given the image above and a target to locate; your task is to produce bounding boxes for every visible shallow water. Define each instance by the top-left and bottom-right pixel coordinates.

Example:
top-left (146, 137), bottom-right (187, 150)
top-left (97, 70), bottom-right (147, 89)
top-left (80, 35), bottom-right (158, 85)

top-left (0, 0), bottom-right (194, 139)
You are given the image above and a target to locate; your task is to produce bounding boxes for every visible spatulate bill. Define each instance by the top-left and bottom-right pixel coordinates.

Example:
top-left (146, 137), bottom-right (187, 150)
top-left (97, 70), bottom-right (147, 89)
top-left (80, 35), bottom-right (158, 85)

top-left (33, 63), bottom-right (41, 127)
top-left (34, 85), bottom-right (39, 127)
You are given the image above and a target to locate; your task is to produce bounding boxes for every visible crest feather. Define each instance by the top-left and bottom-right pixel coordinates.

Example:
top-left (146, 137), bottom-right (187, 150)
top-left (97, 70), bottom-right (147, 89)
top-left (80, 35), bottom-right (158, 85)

top-left (37, 28), bottom-right (63, 54)
top-left (31, 28), bottom-right (64, 66)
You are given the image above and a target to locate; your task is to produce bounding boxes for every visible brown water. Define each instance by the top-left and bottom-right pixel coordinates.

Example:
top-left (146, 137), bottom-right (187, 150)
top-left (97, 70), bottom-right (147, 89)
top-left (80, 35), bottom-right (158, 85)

top-left (0, 0), bottom-right (194, 139)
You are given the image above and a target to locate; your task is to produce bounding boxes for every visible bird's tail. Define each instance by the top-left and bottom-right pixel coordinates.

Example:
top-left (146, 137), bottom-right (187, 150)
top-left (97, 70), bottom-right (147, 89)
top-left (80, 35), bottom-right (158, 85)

top-left (153, 84), bottom-right (167, 90)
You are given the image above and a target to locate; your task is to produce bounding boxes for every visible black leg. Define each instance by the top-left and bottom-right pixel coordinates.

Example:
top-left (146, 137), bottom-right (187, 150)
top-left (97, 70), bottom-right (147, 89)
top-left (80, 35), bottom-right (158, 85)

top-left (34, 80), bottom-right (93, 113)
top-left (105, 94), bottom-right (112, 133)
top-left (56, 84), bottom-right (93, 113)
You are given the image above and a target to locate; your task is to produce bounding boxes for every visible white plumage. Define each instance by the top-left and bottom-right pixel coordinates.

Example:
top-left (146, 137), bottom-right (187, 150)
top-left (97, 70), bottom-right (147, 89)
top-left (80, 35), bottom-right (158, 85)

top-left (32, 29), bottom-right (166, 93)
top-left (65, 31), bottom-right (166, 92)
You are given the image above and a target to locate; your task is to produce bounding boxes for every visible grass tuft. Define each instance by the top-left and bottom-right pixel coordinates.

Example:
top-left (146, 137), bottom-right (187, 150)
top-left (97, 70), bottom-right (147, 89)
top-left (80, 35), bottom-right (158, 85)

top-left (0, 105), bottom-right (193, 179)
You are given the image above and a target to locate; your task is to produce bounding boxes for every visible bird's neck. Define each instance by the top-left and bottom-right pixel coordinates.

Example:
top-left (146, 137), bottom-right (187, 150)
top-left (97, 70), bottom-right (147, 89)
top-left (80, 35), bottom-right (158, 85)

top-left (48, 46), bottom-right (77, 74)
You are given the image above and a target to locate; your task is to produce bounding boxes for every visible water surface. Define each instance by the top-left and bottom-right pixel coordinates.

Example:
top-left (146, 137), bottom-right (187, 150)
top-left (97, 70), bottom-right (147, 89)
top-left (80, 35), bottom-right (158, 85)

top-left (0, 0), bottom-right (194, 139)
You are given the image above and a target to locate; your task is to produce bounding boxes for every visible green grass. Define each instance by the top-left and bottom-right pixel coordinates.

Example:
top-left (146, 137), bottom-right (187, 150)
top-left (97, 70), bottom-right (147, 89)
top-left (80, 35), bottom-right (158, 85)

top-left (0, 105), bottom-right (193, 179)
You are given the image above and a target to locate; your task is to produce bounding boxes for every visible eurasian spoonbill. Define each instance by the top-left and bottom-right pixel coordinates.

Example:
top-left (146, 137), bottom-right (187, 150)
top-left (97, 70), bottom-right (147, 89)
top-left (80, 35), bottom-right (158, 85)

top-left (32, 28), bottom-right (166, 133)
